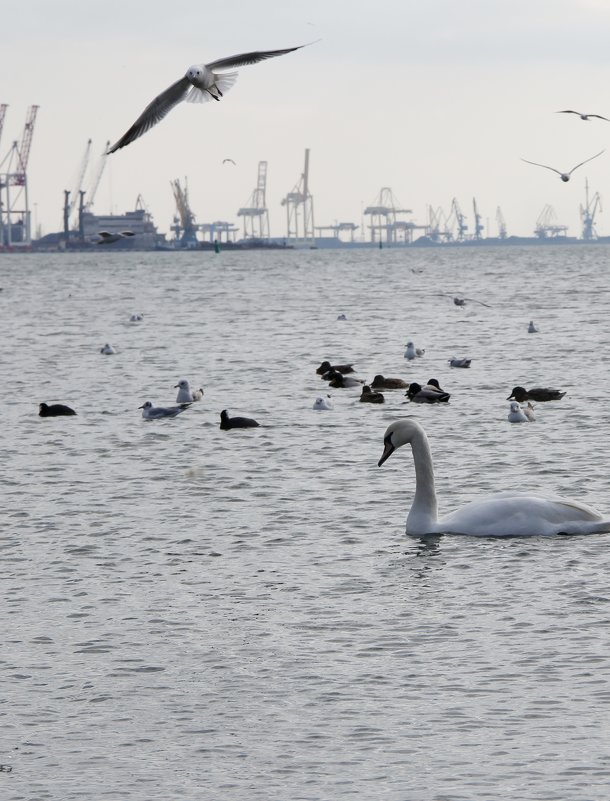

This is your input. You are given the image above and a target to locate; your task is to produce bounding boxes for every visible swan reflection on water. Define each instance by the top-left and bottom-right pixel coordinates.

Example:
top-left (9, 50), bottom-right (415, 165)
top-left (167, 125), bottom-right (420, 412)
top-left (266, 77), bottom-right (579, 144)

top-left (378, 419), bottom-right (610, 538)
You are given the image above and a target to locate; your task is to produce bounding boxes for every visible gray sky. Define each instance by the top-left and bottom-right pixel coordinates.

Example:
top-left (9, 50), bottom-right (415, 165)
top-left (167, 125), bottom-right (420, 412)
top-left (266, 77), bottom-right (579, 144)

top-left (4, 0), bottom-right (610, 239)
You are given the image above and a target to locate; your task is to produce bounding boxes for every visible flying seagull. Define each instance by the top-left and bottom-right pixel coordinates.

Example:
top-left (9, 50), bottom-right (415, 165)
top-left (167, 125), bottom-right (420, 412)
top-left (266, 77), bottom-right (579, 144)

top-left (521, 150), bottom-right (605, 182)
top-left (108, 44), bottom-right (309, 153)
top-left (556, 110), bottom-right (610, 122)
top-left (222, 158), bottom-right (236, 165)
top-left (95, 231), bottom-right (135, 244)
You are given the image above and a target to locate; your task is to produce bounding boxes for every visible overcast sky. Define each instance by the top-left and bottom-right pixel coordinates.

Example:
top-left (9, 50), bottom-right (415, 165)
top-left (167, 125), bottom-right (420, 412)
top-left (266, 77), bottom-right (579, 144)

top-left (4, 0), bottom-right (610, 240)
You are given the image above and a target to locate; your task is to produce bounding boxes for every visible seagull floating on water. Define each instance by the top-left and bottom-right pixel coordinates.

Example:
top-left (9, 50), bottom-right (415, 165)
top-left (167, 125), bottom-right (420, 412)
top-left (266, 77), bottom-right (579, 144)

top-left (556, 110), bottom-right (610, 122)
top-left (130, 313), bottom-right (144, 322)
top-left (100, 343), bottom-right (116, 355)
top-left (175, 378), bottom-right (204, 403)
top-left (139, 401), bottom-right (190, 419)
top-left (404, 342), bottom-right (425, 360)
top-left (528, 321), bottom-right (539, 333)
top-left (107, 44), bottom-right (310, 153)
top-left (521, 150), bottom-right (605, 182)
top-left (508, 401), bottom-right (530, 423)
top-left (313, 395), bottom-right (333, 410)
top-left (448, 357), bottom-right (471, 368)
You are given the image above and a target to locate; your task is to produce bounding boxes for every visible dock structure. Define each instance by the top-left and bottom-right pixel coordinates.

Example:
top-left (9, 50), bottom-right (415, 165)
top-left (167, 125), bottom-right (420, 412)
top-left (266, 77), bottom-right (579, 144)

top-left (364, 187), bottom-right (424, 244)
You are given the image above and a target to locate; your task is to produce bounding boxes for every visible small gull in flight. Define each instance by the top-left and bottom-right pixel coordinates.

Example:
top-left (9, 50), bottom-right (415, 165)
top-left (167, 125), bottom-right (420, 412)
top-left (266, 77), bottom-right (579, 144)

top-left (521, 150), bottom-right (605, 182)
top-left (107, 44), bottom-right (310, 153)
top-left (556, 110), bottom-right (610, 122)
top-left (96, 231), bottom-right (135, 244)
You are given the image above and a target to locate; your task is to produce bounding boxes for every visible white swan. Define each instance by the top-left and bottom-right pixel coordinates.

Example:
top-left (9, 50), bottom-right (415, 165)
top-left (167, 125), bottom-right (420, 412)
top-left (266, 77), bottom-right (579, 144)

top-left (378, 419), bottom-right (610, 537)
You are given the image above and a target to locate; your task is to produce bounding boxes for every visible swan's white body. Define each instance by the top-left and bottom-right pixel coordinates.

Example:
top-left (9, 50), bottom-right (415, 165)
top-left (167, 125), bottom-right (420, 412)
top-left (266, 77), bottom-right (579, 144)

top-left (175, 378), bottom-right (204, 403)
top-left (378, 419), bottom-right (610, 537)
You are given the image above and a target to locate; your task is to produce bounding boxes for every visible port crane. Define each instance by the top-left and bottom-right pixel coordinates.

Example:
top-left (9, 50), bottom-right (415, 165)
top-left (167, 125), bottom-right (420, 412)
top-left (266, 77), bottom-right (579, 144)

top-left (171, 178), bottom-right (198, 246)
top-left (496, 207), bottom-right (507, 239)
top-left (0, 104), bottom-right (39, 248)
top-left (534, 205), bottom-right (567, 238)
top-left (237, 161), bottom-right (270, 240)
top-left (472, 197), bottom-right (484, 239)
top-left (448, 198), bottom-right (468, 241)
top-left (580, 179), bottom-right (602, 241)
top-left (281, 148), bottom-right (315, 242)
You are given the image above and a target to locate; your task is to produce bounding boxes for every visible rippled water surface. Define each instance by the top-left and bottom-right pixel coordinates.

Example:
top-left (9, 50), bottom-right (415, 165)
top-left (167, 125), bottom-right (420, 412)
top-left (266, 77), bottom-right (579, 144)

top-left (2, 246), bottom-right (610, 800)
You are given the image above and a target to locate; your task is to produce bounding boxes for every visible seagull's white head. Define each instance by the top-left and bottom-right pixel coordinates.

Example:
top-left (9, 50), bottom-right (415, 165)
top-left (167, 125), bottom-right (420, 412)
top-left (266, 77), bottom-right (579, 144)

top-left (186, 65), bottom-right (204, 81)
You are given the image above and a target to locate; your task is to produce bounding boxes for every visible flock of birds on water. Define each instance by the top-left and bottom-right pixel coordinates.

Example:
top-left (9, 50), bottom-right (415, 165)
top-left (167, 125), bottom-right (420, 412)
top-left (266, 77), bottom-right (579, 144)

top-left (38, 313), bottom-right (260, 430)
top-left (42, 44), bottom-right (610, 537)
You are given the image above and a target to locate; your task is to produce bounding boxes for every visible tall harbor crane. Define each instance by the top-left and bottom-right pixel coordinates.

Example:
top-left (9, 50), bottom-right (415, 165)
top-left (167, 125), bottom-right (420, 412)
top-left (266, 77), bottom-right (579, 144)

top-left (534, 205), bottom-right (567, 238)
top-left (580, 179), bottom-right (602, 241)
top-left (170, 178), bottom-right (198, 246)
top-left (496, 207), bottom-right (507, 239)
top-left (472, 197), bottom-right (484, 239)
top-left (281, 148), bottom-right (314, 242)
top-left (449, 198), bottom-right (468, 241)
top-left (67, 139), bottom-right (92, 227)
top-left (237, 161), bottom-right (270, 240)
top-left (0, 104), bottom-right (39, 248)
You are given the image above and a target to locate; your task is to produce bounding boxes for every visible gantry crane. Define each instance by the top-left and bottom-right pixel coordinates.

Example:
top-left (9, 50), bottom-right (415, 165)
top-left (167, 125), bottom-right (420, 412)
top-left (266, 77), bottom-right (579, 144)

top-left (0, 104), bottom-right (39, 248)
top-left (534, 205), bottom-right (568, 238)
top-left (170, 178), bottom-right (198, 246)
top-left (580, 179), bottom-right (602, 241)
top-left (472, 197), bottom-right (484, 239)
top-left (281, 148), bottom-right (315, 242)
top-left (449, 198), bottom-right (468, 241)
top-left (237, 161), bottom-right (270, 240)
top-left (496, 206), bottom-right (507, 239)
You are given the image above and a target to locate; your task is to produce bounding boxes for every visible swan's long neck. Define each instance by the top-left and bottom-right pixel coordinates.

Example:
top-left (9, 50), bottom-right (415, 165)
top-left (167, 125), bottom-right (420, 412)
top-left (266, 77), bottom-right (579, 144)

top-left (407, 428), bottom-right (438, 533)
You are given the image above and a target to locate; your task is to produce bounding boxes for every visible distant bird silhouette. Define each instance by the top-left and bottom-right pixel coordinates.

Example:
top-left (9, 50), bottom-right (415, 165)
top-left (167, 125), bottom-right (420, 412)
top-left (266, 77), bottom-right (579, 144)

top-left (96, 231), bottom-right (135, 244)
top-left (360, 385), bottom-right (385, 404)
top-left (556, 110), bottom-right (610, 122)
top-left (222, 158), bottom-right (236, 165)
top-left (448, 357), bottom-right (471, 368)
top-left (316, 360), bottom-right (354, 375)
top-left (139, 401), bottom-right (190, 419)
top-left (107, 44), bottom-right (311, 153)
top-left (371, 374), bottom-right (408, 390)
top-left (130, 313), bottom-right (144, 322)
top-left (100, 343), bottom-right (116, 354)
top-left (452, 296), bottom-right (491, 308)
top-left (521, 150), bottom-right (605, 182)
top-left (507, 386), bottom-right (565, 403)
top-left (405, 382), bottom-right (450, 403)
top-left (39, 402), bottom-right (76, 417)
top-left (528, 321), bottom-right (539, 333)
top-left (220, 410), bottom-right (260, 429)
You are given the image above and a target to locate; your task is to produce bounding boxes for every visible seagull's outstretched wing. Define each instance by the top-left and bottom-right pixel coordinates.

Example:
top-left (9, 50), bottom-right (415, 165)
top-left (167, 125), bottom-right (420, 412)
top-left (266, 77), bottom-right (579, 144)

top-left (588, 114), bottom-right (610, 121)
top-left (463, 297), bottom-right (492, 307)
top-left (206, 45), bottom-right (306, 71)
top-left (521, 158), bottom-right (562, 175)
top-left (567, 149), bottom-right (605, 175)
top-left (556, 109), bottom-right (580, 115)
top-left (108, 76), bottom-right (191, 153)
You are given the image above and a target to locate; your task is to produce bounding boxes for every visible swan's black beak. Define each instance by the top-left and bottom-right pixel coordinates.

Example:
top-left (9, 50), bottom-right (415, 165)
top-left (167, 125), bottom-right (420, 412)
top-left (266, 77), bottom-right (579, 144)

top-left (378, 436), bottom-right (395, 467)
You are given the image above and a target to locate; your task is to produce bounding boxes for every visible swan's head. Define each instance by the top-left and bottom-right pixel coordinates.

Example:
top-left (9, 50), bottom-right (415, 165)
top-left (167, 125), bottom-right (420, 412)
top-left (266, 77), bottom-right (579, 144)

top-left (378, 419), bottom-right (423, 466)
top-left (187, 65), bottom-right (204, 81)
